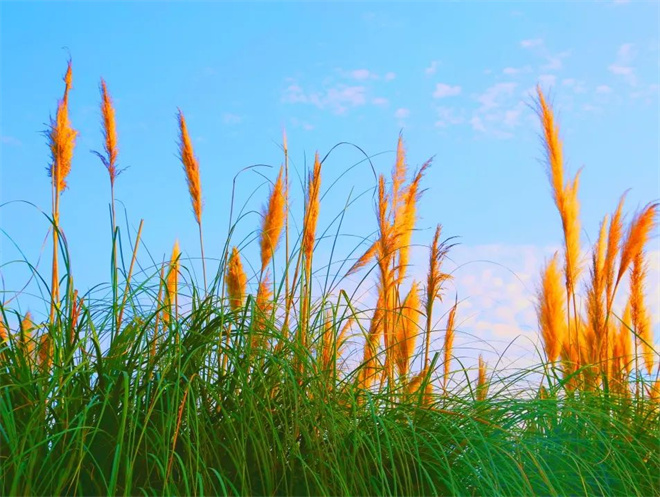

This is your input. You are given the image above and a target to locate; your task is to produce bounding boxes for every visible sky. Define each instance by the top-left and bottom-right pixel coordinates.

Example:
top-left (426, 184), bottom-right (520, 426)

top-left (1, 1), bottom-right (658, 372)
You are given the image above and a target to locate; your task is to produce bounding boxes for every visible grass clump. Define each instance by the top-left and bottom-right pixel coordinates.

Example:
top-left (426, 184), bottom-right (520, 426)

top-left (0, 62), bottom-right (659, 497)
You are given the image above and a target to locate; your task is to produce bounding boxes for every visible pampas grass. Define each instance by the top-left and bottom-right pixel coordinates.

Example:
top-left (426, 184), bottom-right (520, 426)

top-left (1, 66), bottom-right (658, 497)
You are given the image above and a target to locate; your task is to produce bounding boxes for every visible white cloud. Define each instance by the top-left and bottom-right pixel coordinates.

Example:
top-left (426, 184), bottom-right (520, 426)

top-left (503, 66), bottom-right (532, 76)
top-left (0, 135), bottom-right (21, 146)
top-left (521, 38), bottom-right (543, 49)
top-left (384, 72), bottom-right (396, 81)
top-left (348, 69), bottom-right (375, 80)
top-left (435, 106), bottom-right (465, 128)
top-left (608, 43), bottom-right (637, 86)
top-left (503, 107), bottom-right (523, 127)
top-left (476, 82), bottom-right (517, 111)
top-left (541, 51), bottom-right (570, 71)
top-left (433, 83), bottom-right (462, 98)
top-left (469, 83), bottom-right (525, 138)
top-left (282, 82), bottom-right (367, 114)
top-left (470, 116), bottom-right (486, 132)
top-left (222, 113), bottom-right (242, 125)
top-left (561, 78), bottom-right (587, 94)
top-left (595, 85), bottom-right (613, 94)
top-left (394, 107), bottom-right (410, 119)
top-left (372, 97), bottom-right (389, 106)
top-left (425, 61), bottom-right (440, 75)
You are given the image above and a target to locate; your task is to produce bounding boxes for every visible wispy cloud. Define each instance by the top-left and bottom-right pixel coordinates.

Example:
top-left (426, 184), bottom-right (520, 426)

top-left (561, 78), bottom-right (587, 93)
top-left (425, 60), bottom-right (440, 75)
top-left (503, 66), bottom-right (532, 76)
top-left (608, 43), bottom-right (637, 86)
top-left (470, 83), bottom-right (523, 138)
top-left (476, 82), bottom-right (516, 112)
top-left (595, 84), bottom-right (613, 94)
top-left (433, 83), bottom-right (462, 98)
top-left (0, 135), bottom-right (21, 146)
top-left (394, 108), bottom-right (410, 119)
top-left (282, 81), bottom-right (367, 114)
top-left (222, 113), bottom-right (242, 125)
top-left (435, 106), bottom-right (465, 128)
top-left (541, 50), bottom-right (570, 71)
top-left (384, 72), bottom-right (396, 81)
top-left (347, 68), bottom-right (377, 81)
top-left (521, 38), bottom-right (543, 49)
top-left (470, 116), bottom-right (486, 133)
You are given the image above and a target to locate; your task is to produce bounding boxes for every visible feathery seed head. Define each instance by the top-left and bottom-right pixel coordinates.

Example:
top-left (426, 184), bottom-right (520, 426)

top-left (537, 253), bottom-right (566, 363)
top-left (395, 160), bottom-right (431, 283)
top-left (443, 301), bottom-right (458, 391)
top-left (260, 166), bottom-right (286, 273)
top-left (0, 317), bottom-right (7, 343)
top-left (63, 59), bottom-right (72, 102)
top-left (605, 194), bottom-right (626, 309)
top-left (618, 300), bottom-right (633, 375)
top-left (99, 79), bottom-right (118, 184)
top-left (20, 311), bottom-right (35, 358)
top-left (395, 281), bottom-right (421, 377)
top-left (630, 250), bottom-right (654, 374)
top-left (617, 202), bottom-right (658, 285)
top-left (38, 332), bottom-right (52, 371)
top-left (302, 153), bottom-right (322, 278)
top-left (477, 355), bottom-right (488, 401)
top-left (226, 247), bottom-right (247, 311)
top-left (177, 110), bottom-right (203, 225)
top-left (48, 63), bottom-right (78, 194)
top-left (167, 240), bottom-right (180, 304)
top-left (537, 86), bottom-right (564, 210)
top-left (426, 224), bottom-right (452, 306)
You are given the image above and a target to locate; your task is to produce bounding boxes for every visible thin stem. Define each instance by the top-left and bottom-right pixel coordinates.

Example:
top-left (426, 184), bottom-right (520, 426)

top-left (198, 221), bottom-right (207, 292)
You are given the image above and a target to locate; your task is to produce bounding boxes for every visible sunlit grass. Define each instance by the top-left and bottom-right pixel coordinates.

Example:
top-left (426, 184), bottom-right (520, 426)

top-left (0, 61), bottom-right (658, 497)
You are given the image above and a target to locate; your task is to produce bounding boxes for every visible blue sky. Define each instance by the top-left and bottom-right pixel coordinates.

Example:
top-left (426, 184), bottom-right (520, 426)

top-left (1, 1), bottom-right (658, 367)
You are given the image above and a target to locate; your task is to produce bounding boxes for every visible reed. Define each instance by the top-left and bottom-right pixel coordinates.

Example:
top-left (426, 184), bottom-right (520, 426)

top-left (476, 355), bottom-right (488, 401)
top-left (394, 281), bottom-right (420, 379)
top-left (443, 301), bottom-right (457, 393)
top-left (259, 166), bottom-right (286, 274)
top-left (537, 253), bottom-right (566, 364)
top-left (537, 86), bottom-right (582, 368)
top-left (2, 65), bottom-right (659, 497)
top-left (165, 240), bottom-right (181, 322)
top-left (177, 110), bottom-right (207, 289)
top-left (424, 224), bottom-right (451, 369)
top-left (47, 60), bottom-right (77, 322)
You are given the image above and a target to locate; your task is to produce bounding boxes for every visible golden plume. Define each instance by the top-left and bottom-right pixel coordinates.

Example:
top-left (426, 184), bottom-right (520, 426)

top-left (259, 166), bottom-right (286, 273)
top-left (49, 60), bottom-right (77, 194)
top-left (630, 250), bottom-right (653, 375)
top-left (177, 109), bottom-right (207, 288)
top-left (165, 241), bottom-right (181, 321)
top-left (394, 282), bottom-right (420, 378)
top-left (477, 355), bottom-right (488, 402)
top-left (443, 301), bottom-right (458, 393)
top-left (302, 152), bottom-right (322, 280)
top-left (537, 253), bottom-right (566, 363)
top-left (617, 203), bottom-right (658, 287)
top-left (226, 247), bottom-right (247, 312)
top-left (424, 225), bottom-right (451, 369)
top-left (99, 79), bottom-right (118, 185)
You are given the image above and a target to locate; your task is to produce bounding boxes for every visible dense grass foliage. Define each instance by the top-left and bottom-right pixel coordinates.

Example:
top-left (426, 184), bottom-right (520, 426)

top-left (1, 61), bottom-right (659, 496)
